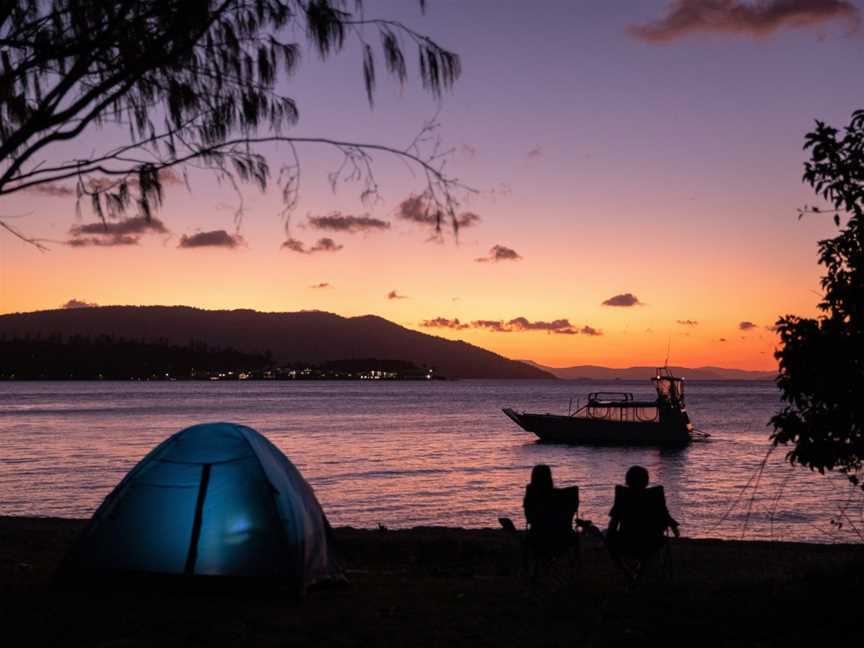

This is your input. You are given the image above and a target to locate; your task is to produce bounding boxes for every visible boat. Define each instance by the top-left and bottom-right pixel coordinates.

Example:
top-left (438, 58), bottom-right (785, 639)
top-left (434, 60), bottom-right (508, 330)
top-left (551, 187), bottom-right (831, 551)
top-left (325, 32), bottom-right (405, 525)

top-left (502, 368), bottom-right (704, 446)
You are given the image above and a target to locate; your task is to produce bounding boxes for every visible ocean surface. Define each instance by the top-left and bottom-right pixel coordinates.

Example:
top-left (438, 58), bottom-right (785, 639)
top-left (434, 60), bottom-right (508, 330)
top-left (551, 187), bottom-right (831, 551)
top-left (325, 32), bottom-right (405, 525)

top-left (1, 380), bottom-right (861, 543)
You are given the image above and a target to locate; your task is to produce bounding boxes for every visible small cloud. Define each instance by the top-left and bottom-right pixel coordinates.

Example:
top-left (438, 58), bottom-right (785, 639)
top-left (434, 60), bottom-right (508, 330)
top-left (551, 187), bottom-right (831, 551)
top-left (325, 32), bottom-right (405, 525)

top-left (456, 212), bottom-right (481, 228)
top-left (69, 216), bottom-right (168, 237)
top-left (26, 183), bottom-right (75, 198)
top-left (62, 299), bottom-right (98, 309)
top-left (420, 317), bottom-right (470, 330)
top-left (506, 317), bottom-right (573, 332)
top-left (310, 282), bottom-right (333, 289)
top-left (67, 216), bottom-right (168, 247)
top-left (397, 194), bottom-right (441, 227)
top-left (67, 234), bottom-right (139, 247)
top-left (526, 147), bottom-right (543, 160)
top-left (311, 238), bottom-right (342, 253)
top-left (35, 169), bottom-right (183, 202)
top-left (178, 230), bottom-right (243, 249)
top-left (81, 169), bottom-right (184, 196)
top-left (739, 321), bottom-right (757, 331)
top-left (387, 290), bottom-right (408, 300)
top-left (461, 317), bottom-right (599, 336)
top-left (396, 193), bottom-right (481, 235)
top-left (282, 238), bottom-right (307, 253)
top-left (281, 237), bottom-right (343, 254)
top-left (602, 293), bottom-right (642, 307)
top-left (580, 325), bottom-right (603, 336)
top-left (475, 244), bottom-right (522, 263)
top-left (629, 0), bottom-right (859, 43)
top-left (307, 212), bottom-right (390, 233)
top-left (472, 319), bottom-right (512, 333)
top-left (676, 319), bottom-right (699, 326)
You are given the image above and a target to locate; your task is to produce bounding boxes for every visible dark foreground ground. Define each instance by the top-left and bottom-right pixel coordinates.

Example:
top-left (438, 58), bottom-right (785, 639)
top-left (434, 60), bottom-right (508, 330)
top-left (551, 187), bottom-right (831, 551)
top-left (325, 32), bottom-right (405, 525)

top-left (1, 516), bottom-right (862, 646)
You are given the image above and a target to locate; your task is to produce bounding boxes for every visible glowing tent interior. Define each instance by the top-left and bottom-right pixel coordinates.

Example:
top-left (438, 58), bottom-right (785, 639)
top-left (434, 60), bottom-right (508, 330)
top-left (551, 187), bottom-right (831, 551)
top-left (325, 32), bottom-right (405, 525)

top-left (60, 422), bottom-right (340, 591)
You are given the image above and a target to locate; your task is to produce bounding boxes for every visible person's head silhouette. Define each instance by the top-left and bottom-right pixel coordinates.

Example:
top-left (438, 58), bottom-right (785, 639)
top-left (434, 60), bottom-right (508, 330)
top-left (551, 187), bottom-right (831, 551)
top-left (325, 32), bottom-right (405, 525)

top-left (625, 465), bottom-right (649, 490)
top-left (530, 464), bottom-right (554, 491)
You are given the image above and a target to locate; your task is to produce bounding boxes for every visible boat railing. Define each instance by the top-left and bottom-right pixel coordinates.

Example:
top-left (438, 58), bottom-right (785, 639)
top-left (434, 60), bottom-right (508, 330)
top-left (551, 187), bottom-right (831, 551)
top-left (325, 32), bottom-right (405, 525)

top-left (573, 396), bottom-right (660, 423)
top-left (583, 405), bottom-right (659, 423)
top-left (587, 392), bottom-right (634, 404)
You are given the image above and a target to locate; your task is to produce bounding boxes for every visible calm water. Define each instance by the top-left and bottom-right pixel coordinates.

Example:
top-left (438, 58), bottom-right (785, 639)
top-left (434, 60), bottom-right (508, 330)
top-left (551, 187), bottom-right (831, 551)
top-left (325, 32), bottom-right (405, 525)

top-left (1, 380), bottom-right (861, 543)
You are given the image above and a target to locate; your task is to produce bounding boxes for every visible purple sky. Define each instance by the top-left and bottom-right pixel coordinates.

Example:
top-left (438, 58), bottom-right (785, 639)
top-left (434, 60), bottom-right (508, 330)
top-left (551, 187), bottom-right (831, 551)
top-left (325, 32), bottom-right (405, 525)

top-left (3, 1), bottom-right (863, 369)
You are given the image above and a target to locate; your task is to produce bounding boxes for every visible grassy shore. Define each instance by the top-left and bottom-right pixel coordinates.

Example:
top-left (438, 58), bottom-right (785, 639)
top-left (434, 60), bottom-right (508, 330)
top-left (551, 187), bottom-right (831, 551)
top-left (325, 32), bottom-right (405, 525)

top-left (1, 516), bottom-right (862, 646)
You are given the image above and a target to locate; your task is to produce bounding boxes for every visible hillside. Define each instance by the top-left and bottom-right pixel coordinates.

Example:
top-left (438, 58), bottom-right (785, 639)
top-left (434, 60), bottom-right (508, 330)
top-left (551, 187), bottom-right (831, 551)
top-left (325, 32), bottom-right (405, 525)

top-left (524, 362), bottom-right (776, 381)
top-left (0, 306), bottom-right (553, 380)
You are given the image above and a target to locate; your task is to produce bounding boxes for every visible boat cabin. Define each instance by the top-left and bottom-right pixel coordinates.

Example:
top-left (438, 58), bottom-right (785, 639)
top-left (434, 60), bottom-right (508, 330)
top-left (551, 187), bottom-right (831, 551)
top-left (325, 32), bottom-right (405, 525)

top-left (574, 371), bottom-right (686, 424)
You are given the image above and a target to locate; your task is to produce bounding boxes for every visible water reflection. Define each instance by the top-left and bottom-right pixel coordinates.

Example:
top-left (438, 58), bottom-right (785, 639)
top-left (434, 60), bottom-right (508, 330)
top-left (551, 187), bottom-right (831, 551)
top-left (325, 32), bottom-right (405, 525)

top-left (0, 380), bottom-right (860, 543)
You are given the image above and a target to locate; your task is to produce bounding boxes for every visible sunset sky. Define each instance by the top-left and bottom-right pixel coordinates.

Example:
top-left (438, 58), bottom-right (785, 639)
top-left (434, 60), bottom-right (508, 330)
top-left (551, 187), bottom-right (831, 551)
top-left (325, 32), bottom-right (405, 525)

top-left (2, 0), bottom-right (863, 370)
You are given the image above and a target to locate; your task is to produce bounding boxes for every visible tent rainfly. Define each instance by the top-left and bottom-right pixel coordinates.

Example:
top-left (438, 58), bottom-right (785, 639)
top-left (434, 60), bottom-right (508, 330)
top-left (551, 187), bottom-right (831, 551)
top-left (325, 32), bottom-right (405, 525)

top-left (61, 422), bottom-right (340, 591)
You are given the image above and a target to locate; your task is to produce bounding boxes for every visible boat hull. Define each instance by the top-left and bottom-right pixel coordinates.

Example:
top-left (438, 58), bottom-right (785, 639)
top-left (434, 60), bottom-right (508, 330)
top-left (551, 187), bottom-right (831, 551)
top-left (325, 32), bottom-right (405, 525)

top-left (502, 408), bottom-right (691, 446)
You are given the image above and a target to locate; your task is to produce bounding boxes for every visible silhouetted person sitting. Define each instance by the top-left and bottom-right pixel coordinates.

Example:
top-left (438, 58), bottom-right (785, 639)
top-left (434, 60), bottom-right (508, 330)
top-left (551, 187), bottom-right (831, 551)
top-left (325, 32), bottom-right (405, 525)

top-left (523, 465), bottom-right (580, 562)
top-left (607, 465), bottom-right (679, 582)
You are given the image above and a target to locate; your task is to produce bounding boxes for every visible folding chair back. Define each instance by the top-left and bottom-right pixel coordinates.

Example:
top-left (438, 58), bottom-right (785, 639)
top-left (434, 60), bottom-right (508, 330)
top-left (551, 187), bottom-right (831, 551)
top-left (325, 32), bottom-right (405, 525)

top-left (523, 486), bottom-right (581, 584)
top-left (607, 484), bottom-right (675, 581)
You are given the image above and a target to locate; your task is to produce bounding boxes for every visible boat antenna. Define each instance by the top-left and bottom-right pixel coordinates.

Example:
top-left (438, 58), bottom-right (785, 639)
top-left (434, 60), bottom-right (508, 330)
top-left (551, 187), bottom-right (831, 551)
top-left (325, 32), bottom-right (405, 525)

top-left (664, 336), bottom-right (672, 369)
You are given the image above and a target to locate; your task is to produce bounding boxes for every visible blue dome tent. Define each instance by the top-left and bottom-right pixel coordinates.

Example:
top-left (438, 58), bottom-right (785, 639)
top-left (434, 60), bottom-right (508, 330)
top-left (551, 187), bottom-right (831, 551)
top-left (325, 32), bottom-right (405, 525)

top-left (62, 423), bottom-right (340, 591)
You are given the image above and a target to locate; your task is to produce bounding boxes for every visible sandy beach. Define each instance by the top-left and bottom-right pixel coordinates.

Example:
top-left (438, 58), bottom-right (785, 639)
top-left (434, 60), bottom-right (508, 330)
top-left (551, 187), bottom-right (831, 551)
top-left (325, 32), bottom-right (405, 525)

top-left (1, 516), bottom-right (861, 646)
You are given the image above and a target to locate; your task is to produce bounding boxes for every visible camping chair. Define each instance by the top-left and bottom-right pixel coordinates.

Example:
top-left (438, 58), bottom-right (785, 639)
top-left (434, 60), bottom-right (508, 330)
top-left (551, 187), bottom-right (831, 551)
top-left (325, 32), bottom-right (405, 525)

top-left (501, 486), bottom-right (583, 585)
top-left (606, 484), bottom-right (677, 584)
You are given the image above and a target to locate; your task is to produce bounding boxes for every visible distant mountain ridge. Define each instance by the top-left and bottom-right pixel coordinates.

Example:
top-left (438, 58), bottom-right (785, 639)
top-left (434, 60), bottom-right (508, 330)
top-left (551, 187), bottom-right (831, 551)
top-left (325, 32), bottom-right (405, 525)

top-left (524, 362), bottom-right (776, 381)
top-left (0, 306), bottom-right (553, 380)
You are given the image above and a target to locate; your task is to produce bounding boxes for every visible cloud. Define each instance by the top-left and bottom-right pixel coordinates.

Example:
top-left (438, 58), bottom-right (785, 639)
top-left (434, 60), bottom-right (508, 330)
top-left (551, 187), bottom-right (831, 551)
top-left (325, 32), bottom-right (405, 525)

top-left (310, 282), bottom-right (333, 289)
top-left (420, 317), bottom-right (470, 330)
top-left (387, 290), bottom-right (408, 300)
top-left (67, 216), bottom-right (168, 247)
top-left (602, 293), bottom-right (642, 307)
top-left (85, 168), bottom-right (184, 193)
top-left (26, 169), bottom-right (184, 201)
top-left (26, 183), bottom-right (76, 198)
top-left (526, 147), bottom-right (543, 160)
top-left (307, 212), bottom-right (390, 233)
top-left (739, 320), bottom-right (757, 331)
top-left (397, 194), bottom-right (438, 227)
top-left (70, 216), bottom-right (168, 238)
top-left (425, 316), bottom-right (602, 335)
top-left (67, 234), bottom-right (139, 247)
top-left (396, 194), bottom-right (482, 234)
top-left (456, 212), bottom-right (481, 228)
top-left (506, 317), bottom-right (574, 332)
top-left (629, 0), bottom-right (859, 42)
top-left (472, 320), bottom-right (512, 333)
top-left (178, 229), bottom-right (243, 249)
top-left (281, 237), bottom-right (343, 254)
top-left (62, 298), bottom-right (98, 309)
top-left (677, 319), bottom-right (699, 326)
top-left (475, 245), bottom-right (522, 263)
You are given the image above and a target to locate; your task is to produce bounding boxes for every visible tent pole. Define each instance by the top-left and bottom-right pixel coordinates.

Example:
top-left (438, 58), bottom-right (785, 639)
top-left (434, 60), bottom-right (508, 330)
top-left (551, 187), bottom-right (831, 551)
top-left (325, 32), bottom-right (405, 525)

top-left (184, 463), bottom-right (212, 575)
